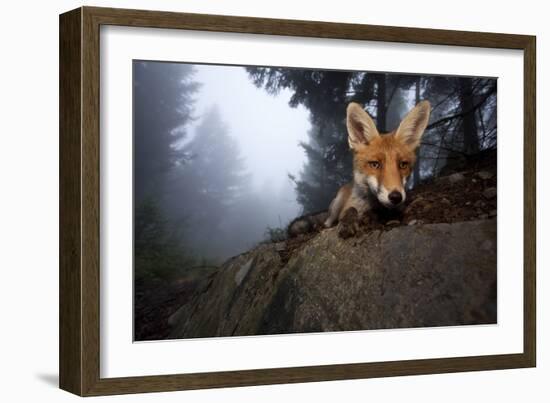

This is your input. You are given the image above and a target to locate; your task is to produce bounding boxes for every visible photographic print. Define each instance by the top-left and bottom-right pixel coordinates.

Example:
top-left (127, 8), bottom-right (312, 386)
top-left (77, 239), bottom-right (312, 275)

top-left (59, 8), bottom-right (535, 395)
top-left (133, 61), bottom-right (497, 341)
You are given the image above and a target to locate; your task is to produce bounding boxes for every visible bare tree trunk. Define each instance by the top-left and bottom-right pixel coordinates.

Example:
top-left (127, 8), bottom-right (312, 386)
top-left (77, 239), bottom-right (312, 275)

top-left (413, 76), bottom-right (422, 186)
top-left (376, 75), bottom-right (387, 132)
top-left (477, 107), bottom-right (487, 147)
top-left (458, 78), bottom-right (480, 155)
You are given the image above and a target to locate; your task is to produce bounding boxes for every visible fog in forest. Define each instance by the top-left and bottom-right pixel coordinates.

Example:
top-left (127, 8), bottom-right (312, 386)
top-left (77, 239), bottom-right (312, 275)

top-left (187, 65), bottom-right (310, 191)
top-left (133, 60), bottom-right (497, 280)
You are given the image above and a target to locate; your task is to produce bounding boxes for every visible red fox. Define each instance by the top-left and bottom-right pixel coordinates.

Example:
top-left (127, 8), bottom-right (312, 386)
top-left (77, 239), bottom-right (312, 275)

top-left (324, 101), bottom-right (431, 228)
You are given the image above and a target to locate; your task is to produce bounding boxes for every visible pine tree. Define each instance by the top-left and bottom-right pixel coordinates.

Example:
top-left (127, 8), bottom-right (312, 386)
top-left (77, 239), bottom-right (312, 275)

top-left (164, 106), bottom-right (251, 260)
top-left (133, 61), bottom-right (199, 203)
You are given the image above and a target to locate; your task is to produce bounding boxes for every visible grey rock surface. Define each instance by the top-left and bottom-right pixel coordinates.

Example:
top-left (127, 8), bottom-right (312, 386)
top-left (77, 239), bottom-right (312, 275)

top-left (169, 219), bottom-right (497, 339)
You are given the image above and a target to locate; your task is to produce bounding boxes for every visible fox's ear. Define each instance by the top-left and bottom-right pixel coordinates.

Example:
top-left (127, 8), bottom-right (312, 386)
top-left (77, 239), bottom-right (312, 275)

top-left (395, 100), bottom-right (431, 150)
top-left (346, 102), bottom-right (380, 149)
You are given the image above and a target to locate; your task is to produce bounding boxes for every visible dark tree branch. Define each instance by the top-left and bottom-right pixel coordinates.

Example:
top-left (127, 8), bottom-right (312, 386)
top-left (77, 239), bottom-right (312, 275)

top-left (420, 141), bottom-right (469, 156)
top-left (430, 91), bottom-right (458, 112)
top-left (425, 84), bottom-right (496, 131)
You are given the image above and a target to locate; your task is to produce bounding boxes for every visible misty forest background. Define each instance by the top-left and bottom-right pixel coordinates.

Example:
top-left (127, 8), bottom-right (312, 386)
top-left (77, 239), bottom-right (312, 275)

top-left (134, 61), bottom-right (496, 282)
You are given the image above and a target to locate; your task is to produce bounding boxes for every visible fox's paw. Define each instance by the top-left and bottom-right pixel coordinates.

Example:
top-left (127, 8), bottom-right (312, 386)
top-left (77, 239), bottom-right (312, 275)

top-left (337, 207), bottom-right (359, 239)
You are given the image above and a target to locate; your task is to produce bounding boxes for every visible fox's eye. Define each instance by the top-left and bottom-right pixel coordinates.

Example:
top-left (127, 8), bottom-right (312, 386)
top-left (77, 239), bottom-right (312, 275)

top-left (399, 161), bottom-right (409, 169)
top-left (368, 161), bottom-right (381, 169)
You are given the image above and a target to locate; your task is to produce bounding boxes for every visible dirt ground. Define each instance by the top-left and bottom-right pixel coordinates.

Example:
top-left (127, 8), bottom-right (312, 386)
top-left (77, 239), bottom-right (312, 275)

top-left (281, 167), bottom-right (497, 262)
top-left (134, 268), bottom-right (217, 341)
top-left (134, 278), bottom-right (197, 340)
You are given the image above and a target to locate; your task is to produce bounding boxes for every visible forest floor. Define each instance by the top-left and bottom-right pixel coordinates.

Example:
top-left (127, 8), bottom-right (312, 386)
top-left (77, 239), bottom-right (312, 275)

top-left (281, 165), bottom-right (497, 263)
top-left (135, 160), bottom-right (497, 341)
top-left (134, 267), bottom-right (218, 341)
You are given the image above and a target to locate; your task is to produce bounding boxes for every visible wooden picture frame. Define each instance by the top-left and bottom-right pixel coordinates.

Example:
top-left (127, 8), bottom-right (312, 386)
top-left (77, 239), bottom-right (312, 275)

top-left (59, 6), bottom-right (536, 396)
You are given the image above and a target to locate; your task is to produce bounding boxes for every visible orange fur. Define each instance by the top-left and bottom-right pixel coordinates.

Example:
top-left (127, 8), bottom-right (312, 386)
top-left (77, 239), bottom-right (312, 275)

top-left (353, 131), bottom-right (416, 194)
top-left (325, 101), bottom-right (430, 227)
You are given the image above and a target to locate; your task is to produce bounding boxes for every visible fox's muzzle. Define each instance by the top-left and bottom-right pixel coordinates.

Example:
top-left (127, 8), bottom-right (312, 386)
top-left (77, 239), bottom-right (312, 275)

top-left (375, 183), bottom-right (406, 209)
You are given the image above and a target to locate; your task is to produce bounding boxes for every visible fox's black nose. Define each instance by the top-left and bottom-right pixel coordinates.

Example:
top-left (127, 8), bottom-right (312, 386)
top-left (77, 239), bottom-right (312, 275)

top-left (388, 191), bottom-right (403, 205)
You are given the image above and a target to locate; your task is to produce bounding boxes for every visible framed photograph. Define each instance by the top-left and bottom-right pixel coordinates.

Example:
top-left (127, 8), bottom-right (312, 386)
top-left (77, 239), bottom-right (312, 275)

top-left (59, 6), bottom-right (536, 396)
